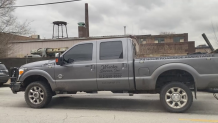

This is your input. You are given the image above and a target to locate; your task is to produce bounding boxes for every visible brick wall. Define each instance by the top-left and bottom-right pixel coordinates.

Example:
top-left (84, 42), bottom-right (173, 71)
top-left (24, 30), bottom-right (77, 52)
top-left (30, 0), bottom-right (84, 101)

top-left (195, 48), bottom-right (211, 53)
top-left (136, 33), bottom-right (188, 44)
top-left (137, 41), bottom-right (195, 57)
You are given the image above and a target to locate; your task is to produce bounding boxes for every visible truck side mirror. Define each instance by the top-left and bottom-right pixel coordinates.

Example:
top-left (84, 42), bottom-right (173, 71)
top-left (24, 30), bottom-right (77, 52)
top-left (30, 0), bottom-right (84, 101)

top-left (68, 58), bottom-right (74, 63)
top-left (55, 53), bottom-right (62, 65)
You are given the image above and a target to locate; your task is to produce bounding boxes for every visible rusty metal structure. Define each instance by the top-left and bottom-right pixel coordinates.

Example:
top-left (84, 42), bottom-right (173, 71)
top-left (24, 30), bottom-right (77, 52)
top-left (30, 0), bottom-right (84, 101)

top-left (202, 33), bottom-right (214, 52)
top-left (85, 3), bottom-right (89, 37)
top-left (31, 47), bottom-right (68, 57)
top-left (52, 21), bottom-right (68, 39)
top-left (77, 3), bottom-right (89, 38)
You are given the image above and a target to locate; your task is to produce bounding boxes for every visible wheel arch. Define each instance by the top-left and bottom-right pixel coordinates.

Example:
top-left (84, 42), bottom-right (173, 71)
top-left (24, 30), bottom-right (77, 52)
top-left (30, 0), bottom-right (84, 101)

top-left (152, 63), bottom-right (199, 98)
top-left (20, 70), bottom-right (56, 90)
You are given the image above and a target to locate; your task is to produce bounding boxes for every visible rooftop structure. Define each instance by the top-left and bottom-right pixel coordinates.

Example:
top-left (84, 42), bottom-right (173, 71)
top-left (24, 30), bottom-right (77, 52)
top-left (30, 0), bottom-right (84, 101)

top-left (52, 21), bottom-right (68, 39)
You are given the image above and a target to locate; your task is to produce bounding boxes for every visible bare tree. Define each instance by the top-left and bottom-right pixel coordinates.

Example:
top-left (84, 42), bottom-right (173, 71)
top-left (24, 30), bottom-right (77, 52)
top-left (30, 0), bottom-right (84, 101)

top-left (160, 32), bottom-right (175, 35)
top-left (0, 0), bottom-right (31, 58)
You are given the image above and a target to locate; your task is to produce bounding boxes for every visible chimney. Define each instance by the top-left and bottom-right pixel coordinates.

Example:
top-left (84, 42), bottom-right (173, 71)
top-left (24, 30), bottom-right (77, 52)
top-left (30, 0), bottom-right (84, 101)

top-left (85, 3), bottom-right (89, 37)
top-left (78, 22), bottom-right (86, 38)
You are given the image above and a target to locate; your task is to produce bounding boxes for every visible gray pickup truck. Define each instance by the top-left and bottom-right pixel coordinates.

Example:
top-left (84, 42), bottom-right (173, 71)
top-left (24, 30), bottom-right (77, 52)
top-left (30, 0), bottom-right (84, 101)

top-left (10, 38), bottom-right (218, 113)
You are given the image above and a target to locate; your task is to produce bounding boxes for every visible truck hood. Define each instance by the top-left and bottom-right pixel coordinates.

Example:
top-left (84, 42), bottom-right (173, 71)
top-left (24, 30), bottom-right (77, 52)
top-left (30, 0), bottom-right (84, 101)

top-left (20, 60), bottom-right (55, 68)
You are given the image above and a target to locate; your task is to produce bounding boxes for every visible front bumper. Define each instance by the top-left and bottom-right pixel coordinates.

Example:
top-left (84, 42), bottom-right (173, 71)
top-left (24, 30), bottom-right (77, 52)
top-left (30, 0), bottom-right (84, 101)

top-left (10, 67), bottom-right (21, 94)
top-left (10, 82), bottom-right (21, 94)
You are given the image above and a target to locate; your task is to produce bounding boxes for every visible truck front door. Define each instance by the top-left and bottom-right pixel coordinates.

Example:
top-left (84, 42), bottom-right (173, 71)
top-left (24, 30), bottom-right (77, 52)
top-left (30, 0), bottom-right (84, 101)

top-left (96, 39), bottom-right (130, 91)
top-left (55, 41), bottom-right (97, 91)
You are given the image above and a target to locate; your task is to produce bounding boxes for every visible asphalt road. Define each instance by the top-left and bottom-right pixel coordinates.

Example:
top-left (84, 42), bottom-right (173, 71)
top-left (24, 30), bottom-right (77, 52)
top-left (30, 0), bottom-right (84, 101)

top-left (0, 86), bottom-right (218, 123)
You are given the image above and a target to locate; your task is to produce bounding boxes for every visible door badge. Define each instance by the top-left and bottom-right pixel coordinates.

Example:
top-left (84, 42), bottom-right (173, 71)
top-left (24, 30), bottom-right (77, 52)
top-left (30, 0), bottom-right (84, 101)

top-left (58, 74), bottom-right (63, 79)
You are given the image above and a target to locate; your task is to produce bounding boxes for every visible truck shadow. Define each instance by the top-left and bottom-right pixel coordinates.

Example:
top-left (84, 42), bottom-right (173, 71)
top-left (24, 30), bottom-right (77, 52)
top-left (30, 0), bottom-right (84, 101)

top-left (48, 96), bottom-right (165, 113)
top-left (1, 84), bottom-right (10, 88)
top-left (9, 93), bottom-right (218, 115)
top-left (45, 95), bottom-right (218, 115)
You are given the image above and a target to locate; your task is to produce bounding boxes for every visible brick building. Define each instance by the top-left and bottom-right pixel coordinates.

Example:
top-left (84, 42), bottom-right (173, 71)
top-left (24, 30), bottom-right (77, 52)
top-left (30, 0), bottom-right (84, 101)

top-left (0, 32), bottom-right (34, 41)
top-left (8, 33), bottom-right (195, 58)
top-left (136, 33), bottom-right (188, 44)
top-left (195, 44), bottom-right (211, 53)
top-left (134, 33), bottom-right (195, 57)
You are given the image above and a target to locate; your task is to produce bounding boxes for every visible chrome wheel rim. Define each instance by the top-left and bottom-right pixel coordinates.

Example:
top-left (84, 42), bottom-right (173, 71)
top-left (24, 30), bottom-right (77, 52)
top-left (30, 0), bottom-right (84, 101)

top-left (28, 86), bottom-right (44, 104)
top-left (165, 87), bottom-right (188, 109)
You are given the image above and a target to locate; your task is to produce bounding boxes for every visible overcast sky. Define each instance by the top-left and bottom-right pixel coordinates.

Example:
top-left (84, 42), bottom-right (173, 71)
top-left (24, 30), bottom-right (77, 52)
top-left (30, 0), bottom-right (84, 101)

top-left (14, 0), bottom-right (218, 47)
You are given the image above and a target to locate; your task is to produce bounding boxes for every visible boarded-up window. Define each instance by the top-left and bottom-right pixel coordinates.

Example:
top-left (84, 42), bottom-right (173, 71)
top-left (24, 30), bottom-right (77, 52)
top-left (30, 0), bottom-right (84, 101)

top-left (173, 37), bottom-right (184, 42)
top-left (155, 38), bottom-right (165, 43)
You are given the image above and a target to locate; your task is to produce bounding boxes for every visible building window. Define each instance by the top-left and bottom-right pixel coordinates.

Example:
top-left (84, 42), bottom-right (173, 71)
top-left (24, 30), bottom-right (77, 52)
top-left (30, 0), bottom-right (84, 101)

top-left (138, 38), bottom-right (146, 44)
top-left (155, 38), bottom-right (165, 43)
top-left (173, 37), bottom-right (184, 42)
top-left (100, 41), bottom-right (123, 60)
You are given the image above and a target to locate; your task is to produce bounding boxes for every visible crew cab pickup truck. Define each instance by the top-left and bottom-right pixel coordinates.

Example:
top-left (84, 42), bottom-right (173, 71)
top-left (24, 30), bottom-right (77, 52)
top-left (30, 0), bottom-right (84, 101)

top-left (10, 38), bottom-right (218, 113)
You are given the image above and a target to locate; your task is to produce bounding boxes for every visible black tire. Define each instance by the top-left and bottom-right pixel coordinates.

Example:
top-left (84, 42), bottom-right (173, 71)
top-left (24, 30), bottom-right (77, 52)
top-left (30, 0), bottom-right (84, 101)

top-left (160, 82), bottom-right (193, 113)
top-left (0, 83), bottom-right (3, 87)
top-left (25, 81), bottom-right (52, 108)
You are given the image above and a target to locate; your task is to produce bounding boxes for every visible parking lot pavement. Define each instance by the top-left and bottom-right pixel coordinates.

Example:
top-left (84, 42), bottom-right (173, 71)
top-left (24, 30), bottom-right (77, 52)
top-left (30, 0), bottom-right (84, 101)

top-left (0, 86), bottom-right (218, 123)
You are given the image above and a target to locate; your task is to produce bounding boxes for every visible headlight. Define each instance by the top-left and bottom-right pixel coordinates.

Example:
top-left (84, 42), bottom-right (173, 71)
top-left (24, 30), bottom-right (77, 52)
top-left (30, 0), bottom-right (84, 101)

top-left (0, 70), bottom-right (3, 75)
top-left (19, 68), bottom-right (24, 76)
top-left (18, 68), bottom-right (27, 80)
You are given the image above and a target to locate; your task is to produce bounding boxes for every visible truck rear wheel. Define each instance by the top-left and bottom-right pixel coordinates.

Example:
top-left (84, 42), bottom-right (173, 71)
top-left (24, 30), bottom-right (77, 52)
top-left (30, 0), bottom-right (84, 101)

top-left (25, 81), bottom-right (52, 108)
top-left (160, 82), bottom-right (193, 113)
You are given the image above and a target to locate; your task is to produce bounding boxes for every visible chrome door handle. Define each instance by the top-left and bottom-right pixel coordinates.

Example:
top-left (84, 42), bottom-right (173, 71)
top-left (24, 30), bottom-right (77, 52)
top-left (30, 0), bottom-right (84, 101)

top-left (90, 65), bottom-right (95, 71)
top-left (122, 63), bottom-right (127, 69)
top-left (85, 65), bottom-right (90, 67)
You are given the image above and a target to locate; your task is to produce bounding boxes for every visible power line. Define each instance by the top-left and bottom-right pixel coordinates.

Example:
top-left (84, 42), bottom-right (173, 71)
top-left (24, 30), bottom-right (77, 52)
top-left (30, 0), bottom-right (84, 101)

top-left (0, 0), bottom-right (80, 8)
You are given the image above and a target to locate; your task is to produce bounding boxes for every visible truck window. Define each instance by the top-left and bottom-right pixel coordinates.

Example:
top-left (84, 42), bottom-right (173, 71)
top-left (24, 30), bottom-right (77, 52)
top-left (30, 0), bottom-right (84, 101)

top-left (64, 43), bottom-right (93, 62)
top-left (100, 41), bottom-right (123, 60)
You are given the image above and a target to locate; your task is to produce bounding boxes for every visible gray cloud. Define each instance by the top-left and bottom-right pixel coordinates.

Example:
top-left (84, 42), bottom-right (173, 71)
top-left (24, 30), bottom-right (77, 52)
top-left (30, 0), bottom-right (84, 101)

top-left (13, 0), bottom-right (218, 48)
top-left (119, 0), bottom-right (164, 9)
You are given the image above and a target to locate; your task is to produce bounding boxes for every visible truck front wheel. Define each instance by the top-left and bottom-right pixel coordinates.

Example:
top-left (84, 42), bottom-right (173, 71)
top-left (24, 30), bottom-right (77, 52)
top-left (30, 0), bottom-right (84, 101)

top-left (160, 82), bottom-right (193, 113)
top-left (25, 81), bottom-right (52, 108)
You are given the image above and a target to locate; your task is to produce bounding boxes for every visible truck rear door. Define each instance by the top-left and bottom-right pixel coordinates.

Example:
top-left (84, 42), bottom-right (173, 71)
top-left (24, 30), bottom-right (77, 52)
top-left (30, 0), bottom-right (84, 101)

top-left (96, 39), bottom-right (130, 91)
